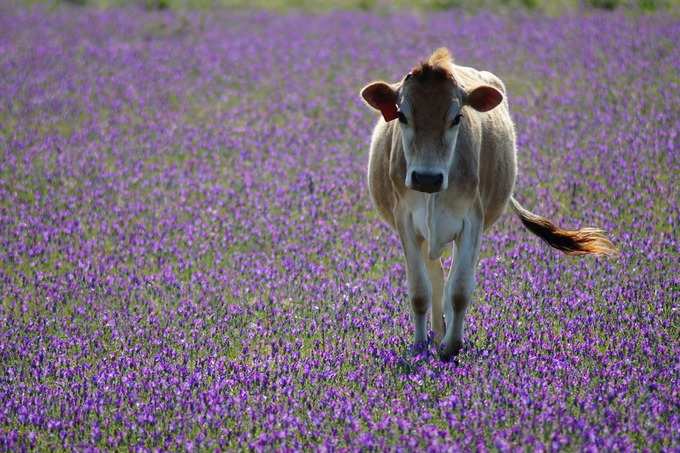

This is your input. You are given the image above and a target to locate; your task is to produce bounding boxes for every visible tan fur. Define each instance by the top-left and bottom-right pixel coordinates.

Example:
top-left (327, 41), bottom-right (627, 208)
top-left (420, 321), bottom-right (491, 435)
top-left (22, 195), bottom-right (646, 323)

top-left (428, 47), bottom-right (453, 68)
top-left (509, 198), bottom-right (617, 255)
top-left (366, 49), bottom-right (616, 253)
top-left (363, 48), bottom-right (616, 359)
top-left (410, 47), bottom-right (455, 81)
top-left (368, 56), bottom-right (516, 233)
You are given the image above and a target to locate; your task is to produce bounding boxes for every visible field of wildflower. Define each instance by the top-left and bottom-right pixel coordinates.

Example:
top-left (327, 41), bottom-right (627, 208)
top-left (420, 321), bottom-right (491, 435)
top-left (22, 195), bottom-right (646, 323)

top-left (1, 3), bottom-right (678, 450)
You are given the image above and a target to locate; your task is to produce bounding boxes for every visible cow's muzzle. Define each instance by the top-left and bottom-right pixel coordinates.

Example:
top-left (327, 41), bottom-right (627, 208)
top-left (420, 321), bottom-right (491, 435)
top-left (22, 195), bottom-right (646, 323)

top-left (410, 170), bottom-right (444, 193)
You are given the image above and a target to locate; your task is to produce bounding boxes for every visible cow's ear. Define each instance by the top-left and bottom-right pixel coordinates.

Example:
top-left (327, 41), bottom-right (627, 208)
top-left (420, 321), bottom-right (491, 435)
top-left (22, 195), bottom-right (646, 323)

top-left (361, 81), bottom-right (399, 122)
top-left (465, 85), bottom-right (503, 112)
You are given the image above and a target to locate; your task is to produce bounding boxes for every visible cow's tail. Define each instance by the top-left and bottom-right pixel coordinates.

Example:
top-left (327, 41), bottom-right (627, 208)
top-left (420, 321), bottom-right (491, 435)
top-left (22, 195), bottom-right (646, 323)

top-left (509, 196), bottom-right (617, 256)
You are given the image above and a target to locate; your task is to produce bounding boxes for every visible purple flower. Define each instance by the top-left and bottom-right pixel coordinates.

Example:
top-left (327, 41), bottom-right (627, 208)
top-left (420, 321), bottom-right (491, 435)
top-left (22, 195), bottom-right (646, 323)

top-left (0, 4), bottom-right (677, 451)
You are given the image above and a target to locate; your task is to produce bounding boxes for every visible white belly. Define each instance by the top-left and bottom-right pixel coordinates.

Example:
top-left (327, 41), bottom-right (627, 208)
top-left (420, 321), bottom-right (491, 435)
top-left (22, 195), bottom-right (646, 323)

top-left (406, 191), bottom-right (469, 260)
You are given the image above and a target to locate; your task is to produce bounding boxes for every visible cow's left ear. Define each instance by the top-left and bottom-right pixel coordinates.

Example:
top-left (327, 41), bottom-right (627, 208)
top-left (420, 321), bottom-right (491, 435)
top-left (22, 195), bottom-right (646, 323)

top-left (360, 81), bottom-right (399, 122)
top-left (465, 85), bottom-right (503, 112)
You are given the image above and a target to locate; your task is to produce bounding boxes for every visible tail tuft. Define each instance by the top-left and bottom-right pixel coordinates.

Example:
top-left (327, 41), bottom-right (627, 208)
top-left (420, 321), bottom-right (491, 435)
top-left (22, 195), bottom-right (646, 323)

top-left (509, 197), bottom-right (618, 256)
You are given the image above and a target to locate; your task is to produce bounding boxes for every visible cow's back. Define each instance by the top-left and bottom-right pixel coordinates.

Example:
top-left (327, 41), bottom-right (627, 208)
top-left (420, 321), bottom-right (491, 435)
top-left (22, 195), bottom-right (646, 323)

top-left (454, 65), bottom-right (517, 230)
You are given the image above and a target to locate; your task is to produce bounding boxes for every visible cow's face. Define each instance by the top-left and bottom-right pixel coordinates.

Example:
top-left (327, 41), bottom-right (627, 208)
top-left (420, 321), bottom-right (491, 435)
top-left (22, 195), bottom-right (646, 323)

top-left (361, 66), bottom-right (502, 194)
top-left (397, 73), bottom-right (463, 193)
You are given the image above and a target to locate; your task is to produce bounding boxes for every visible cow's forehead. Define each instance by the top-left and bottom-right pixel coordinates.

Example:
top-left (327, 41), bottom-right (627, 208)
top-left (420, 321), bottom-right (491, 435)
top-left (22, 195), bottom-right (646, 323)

top-left (400, 78), bottom-right (460, 119)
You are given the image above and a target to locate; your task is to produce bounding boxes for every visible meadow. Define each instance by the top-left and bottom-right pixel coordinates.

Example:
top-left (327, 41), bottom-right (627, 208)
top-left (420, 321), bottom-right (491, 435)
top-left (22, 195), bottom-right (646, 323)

top-left (0, 3), bottom-right (678, 450)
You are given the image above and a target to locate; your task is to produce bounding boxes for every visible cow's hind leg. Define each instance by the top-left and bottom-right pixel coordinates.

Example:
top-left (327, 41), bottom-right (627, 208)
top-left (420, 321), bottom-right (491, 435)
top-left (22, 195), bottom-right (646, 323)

top-left (439, 201), bottom-right (483, 361)
top-left (423, 243), bottom-right (445, 344)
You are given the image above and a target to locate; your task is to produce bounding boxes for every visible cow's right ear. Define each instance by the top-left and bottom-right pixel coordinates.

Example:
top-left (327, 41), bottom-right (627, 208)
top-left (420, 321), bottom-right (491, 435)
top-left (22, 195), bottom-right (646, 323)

top-left (360, 82), bottom-right (399, 122)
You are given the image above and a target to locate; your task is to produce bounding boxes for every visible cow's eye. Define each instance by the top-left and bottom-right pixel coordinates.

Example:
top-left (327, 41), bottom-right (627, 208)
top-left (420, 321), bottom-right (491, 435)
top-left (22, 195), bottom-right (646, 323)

top-left (397, 111), bottom-right (407, 125)
top-left (451, 113), bottom-right (463, 127)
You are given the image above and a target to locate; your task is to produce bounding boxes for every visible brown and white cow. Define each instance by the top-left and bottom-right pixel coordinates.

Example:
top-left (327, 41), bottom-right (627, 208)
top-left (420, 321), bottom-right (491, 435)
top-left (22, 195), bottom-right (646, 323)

top-left (361, 48), bottom-right (616, 360)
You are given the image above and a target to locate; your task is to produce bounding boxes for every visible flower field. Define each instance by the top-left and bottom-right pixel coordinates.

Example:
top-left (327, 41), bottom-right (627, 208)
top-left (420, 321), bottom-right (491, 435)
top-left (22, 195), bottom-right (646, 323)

top-left (0, 5), bottom-right (678, 450)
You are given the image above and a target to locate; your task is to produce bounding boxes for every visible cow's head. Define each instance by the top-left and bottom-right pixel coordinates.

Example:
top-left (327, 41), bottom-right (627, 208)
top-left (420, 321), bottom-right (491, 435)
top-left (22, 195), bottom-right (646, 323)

top-left (361, 48), bottom-right (503, 193)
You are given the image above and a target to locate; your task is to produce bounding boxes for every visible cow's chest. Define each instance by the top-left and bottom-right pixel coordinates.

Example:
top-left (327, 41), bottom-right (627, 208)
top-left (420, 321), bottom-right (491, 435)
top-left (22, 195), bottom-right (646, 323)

top-left (405, 191), bottom-right (471, 260)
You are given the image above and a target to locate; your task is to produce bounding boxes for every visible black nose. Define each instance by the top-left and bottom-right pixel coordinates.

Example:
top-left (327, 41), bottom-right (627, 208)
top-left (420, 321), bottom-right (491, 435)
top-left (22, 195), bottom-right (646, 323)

top-left (411, 171), bottom-right (444, 193)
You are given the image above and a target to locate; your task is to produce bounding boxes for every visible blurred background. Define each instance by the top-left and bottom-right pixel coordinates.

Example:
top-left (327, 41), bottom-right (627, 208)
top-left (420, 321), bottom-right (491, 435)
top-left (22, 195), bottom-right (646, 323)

top-left (7, 0), bottom-right (680, 13)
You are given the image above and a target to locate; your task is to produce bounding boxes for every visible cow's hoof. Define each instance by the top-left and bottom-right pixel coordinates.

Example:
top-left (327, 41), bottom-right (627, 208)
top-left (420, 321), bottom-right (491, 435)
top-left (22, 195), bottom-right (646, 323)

top-left (438, 340), bottom-right (462, 362)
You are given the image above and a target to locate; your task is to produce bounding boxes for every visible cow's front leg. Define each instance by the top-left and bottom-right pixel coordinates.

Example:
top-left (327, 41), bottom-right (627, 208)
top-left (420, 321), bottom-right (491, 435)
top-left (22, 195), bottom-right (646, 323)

top-left (424, 245), bottom-right (445, 344)
top-left (439, 201), bottom-right (483, 361)
top-left (396, 213), bottom-right (431, 347)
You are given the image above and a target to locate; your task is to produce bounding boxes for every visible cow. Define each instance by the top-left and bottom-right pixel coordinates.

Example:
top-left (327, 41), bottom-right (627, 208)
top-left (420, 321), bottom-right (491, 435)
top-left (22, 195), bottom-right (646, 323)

top-left (361, 48), bottom-right (616, 361)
